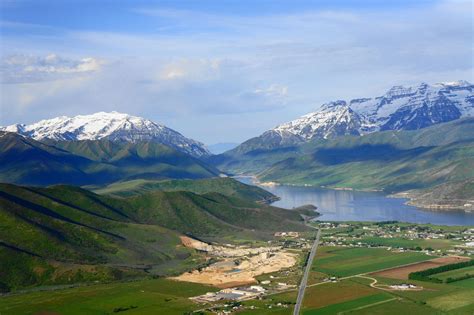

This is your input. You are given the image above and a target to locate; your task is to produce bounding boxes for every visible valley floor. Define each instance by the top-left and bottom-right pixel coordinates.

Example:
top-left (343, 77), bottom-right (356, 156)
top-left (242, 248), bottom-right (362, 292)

top-left (1, 222), bottom-right (473, 315)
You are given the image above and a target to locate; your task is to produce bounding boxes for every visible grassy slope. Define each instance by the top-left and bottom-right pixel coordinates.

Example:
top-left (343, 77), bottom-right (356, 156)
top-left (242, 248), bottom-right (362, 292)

top-left (93, 177), bottom-right (277, 202)
top-left (0, 183), bottom-right (193, 291)
top-left (0, 182), bottom-right (309, 292)
top-left (0, 278), bottom-right (216, 315)
top-left (54, 139), bottom-right (220, 180)
top-left (0, 133), bottom-right (219, 186)
top-left (217, 118), bottom-right (474, 193)
top-left (398, 178), bottom-right (474, 209)
top-left (209, 119), bottom-right (474, 195)
top-left (260, 140), bottom-right (474, 192)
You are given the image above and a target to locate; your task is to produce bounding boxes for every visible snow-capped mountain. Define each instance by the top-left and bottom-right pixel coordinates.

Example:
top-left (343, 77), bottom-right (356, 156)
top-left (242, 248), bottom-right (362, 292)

top-left (1, 112), bottom-right (210, 157)
top-left (274, 80), bottom-right (473, 141)
top-left (274, 100), bottom-right (372, 140)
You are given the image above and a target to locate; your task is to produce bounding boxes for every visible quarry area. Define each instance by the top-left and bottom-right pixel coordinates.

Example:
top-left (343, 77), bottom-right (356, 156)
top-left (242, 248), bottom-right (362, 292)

top-left (171, 236), bottom-right (299, 287)
top-left (179, 236), bottom-right (282, 258)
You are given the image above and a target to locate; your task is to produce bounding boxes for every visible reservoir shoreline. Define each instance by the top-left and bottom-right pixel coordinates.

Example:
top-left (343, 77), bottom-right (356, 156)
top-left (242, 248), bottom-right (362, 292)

top-left (235, 176), bottom-right (474, 226)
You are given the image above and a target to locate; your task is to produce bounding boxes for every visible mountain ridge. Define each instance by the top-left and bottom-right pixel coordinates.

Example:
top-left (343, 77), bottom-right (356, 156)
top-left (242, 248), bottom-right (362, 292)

top-left (1, 111), bottom-right (210, 158)
top-left (227, 80), bottom-right (473, 154)
top-left (0, 132), bottom-right (219, 186)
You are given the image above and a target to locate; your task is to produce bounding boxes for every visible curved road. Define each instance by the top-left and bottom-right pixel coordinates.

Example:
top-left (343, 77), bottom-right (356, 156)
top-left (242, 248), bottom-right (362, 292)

top-left (293, 228), bottom-right (321, 315)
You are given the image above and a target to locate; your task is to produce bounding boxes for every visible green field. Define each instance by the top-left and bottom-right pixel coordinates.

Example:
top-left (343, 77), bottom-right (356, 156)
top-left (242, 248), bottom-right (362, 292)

top-left (360, 236), bottom-right (458, 250)
top-left (303, 293), bottom-right (392, 315)
top-left (304, 245), bottom-right (474, 314)
top-left (300, 278), bottom-right (474, 315)
top-left (302, 279), bottom-right (380, 311)
top-left (453, 278), bottom-right (474, 289)
top-left (430, 266), bottom-right (474, 282)
top-left (312, 247), bottom-right (432, 277)
top-left (347, 298), bottom-right (439, 315)
top-left (0, 279), bottom-right (216, 315)
top-left (426, 289), bottom-right (474, 312)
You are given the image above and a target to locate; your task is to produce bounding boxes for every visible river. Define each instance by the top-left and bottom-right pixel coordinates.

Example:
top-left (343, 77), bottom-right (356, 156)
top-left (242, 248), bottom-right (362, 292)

top-left (236, 177), bottom-right (474, 226)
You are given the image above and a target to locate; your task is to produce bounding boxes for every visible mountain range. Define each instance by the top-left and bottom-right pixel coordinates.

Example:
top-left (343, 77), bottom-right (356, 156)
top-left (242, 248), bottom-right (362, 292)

top-left (1, 80), bottom-right (473, 208)
top-left (210, 80), bottom-right (474, 209)
top-left (0, 111), bottom-right (210, 158)
top-left (228, 80), bottom-right (473, 153)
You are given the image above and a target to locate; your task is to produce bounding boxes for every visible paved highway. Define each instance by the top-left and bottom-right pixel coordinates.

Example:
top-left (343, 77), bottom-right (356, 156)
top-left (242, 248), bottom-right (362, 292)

top-left (293, 228), bottom-right (321, 315)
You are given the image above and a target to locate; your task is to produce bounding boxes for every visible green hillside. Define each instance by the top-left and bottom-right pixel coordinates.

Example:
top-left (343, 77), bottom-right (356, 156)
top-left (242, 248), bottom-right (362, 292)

top-left (396, 178), bottom-right (474, 210)
top-left (0, 132), bottom-right (97, 185)
top-left (260, 139), bottom-right (474, 192)
top-left (212, 119), bottom-right (474, 194)
top-left (93, 177), bottom-right (278, 203)
top-left (0, 133), bottom-right (219, 186)
top-left (0, 182), bottom-right (310, 292)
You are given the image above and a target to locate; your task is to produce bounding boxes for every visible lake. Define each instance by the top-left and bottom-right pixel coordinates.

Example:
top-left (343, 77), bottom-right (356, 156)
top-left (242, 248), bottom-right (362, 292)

top-left (236, 177), bottom-right (474, 226)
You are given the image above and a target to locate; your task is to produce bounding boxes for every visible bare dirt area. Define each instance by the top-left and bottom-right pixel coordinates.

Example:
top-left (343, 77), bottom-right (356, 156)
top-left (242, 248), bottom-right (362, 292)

top-left (371, 256), bottom-right (470, 280)
top-left (171, 236), bottom-right (298, 287)
top-left (180, 236), bottom-right (280, 257)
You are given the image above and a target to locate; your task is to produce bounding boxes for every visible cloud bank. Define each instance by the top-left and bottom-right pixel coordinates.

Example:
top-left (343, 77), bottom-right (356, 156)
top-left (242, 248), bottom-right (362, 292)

top-left (0, 0), bottom-right (472, 143)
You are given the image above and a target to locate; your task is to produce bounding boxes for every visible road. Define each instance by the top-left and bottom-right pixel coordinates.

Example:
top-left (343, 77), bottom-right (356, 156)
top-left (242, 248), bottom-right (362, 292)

top-left (293, 228), bottom-right (321, 315)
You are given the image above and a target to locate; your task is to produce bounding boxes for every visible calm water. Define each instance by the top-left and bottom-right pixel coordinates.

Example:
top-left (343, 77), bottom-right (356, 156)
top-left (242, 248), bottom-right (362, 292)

top-left (236, 177), bottom-right (474, 226)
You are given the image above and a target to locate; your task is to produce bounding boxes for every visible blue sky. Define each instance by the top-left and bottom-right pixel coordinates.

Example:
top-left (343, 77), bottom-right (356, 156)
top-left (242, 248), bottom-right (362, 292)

top-left (1, 0), bottom-right (473, 144)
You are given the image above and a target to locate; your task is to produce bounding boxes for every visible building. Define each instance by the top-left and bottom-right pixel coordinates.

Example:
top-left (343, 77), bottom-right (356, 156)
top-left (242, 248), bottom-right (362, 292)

top-left (190, 286), bottom-right (266, 303)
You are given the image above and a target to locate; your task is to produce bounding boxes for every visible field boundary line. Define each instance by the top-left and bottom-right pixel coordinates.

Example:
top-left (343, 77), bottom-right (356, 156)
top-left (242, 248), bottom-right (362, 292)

top-left (306, 254), bottom-right (455, 288)
top-left (338, 297), bottom-right (398, 314)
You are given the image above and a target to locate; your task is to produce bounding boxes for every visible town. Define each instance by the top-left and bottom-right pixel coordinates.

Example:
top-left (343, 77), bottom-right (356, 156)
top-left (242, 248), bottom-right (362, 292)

top-left (183, 221), bottom-right (473, 314)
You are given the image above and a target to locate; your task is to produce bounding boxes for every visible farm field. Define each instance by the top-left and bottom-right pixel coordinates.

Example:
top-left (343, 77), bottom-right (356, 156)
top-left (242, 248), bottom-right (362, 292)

top-left (303, 293), bottom-right (393, 315)
top-left (312, 246), bottom-right (432, 277)
top-left (453, 278), bottom-right (474, 289)
top-left (360, 236), bottom-right (458, 250)
top-left (371, 256), bottom-right (470, 280)
top-left (0, 279), bottom-right (216, 315)
top-left (426, 289), bottom-right (474, 312)
top-left (303, 245), bottom-right (474, 315)
top-left (300, 277), bottom-right (443, 315)
top-left (302, 279), bottom-right (379, 310)
top-left (431, 265), bottom-right (474, 282)
top-left (346, 298), bottom-right (439, 315)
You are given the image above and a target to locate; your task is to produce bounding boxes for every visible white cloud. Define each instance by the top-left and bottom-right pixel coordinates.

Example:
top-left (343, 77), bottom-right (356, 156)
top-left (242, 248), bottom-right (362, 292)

top-left (0, 0), bottom-right (472, 143)
top-left (160, 59), bottom-right (222, 81)
top-left (1, 54), bottom-right (103, 83)
top-left (0, 55), bottom-right (289, 127)
top-left (254, 84), bottom-right (288, 99)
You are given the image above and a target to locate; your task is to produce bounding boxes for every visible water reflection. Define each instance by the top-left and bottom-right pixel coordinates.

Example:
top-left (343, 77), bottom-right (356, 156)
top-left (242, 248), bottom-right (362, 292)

top-left (236, 177), bottom-right (474, 226)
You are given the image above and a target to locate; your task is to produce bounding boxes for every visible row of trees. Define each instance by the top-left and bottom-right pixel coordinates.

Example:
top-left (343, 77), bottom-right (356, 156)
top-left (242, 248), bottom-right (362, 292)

top-left (445, 273), bottom-right (474, 283)
top-left (408, 259), bottom-right (474, 283)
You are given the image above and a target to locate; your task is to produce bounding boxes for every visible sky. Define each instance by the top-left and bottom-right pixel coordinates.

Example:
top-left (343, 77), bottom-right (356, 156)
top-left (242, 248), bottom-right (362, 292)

top-left (0, 0), bottom-right (473, 144)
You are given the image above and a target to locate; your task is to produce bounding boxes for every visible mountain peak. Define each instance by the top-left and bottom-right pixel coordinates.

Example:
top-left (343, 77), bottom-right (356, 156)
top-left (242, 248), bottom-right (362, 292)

top-left (320, 100), bottom-right (347, 110)
top-left (0, 112), bottom-right (209, 157)
top-left (434, 80), bottom-right (472, 88)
